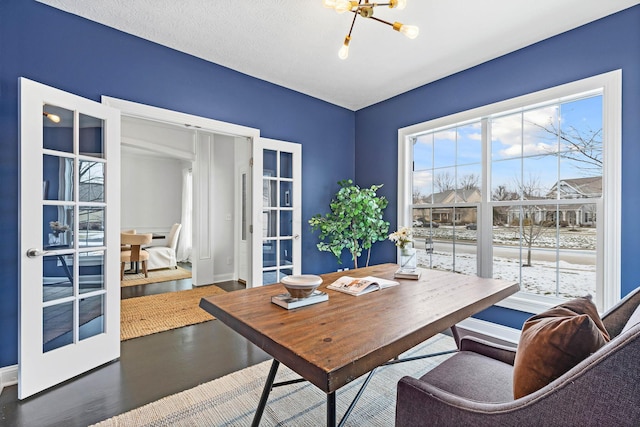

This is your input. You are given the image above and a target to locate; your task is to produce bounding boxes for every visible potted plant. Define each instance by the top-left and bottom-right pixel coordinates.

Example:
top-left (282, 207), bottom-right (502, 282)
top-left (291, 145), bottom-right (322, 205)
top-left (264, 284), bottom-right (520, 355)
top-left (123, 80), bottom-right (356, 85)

top-left (309, 179), bottom-right (389, 269)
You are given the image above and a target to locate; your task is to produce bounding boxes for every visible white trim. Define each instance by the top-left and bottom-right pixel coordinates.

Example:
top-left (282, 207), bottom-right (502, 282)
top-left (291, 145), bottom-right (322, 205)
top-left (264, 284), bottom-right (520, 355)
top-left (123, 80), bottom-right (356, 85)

top-left (398, 70), bottom-right (622, 315)
top-left (456, 318), bottom-right (521, 347)
top-left (0, 365), bottom-right (19, 396)
top-left (101, 96), bottom-right (261, 287)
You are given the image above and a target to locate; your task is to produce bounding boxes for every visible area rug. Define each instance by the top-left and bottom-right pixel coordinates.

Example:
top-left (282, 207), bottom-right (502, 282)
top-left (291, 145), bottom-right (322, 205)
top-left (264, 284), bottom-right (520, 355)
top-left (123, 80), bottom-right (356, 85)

top-left (121, 266), bottom-right (192, 287)
top-left (92, 334), bottom-right (456, 426)
top-left (120, 285), bottom-right (226, 341)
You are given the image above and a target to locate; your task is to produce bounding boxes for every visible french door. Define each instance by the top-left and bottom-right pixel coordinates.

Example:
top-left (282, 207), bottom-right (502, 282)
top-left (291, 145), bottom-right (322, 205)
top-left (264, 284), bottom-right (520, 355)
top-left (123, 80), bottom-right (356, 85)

top-left (252, 138), bottom-right (302, 286)
top-left (19, 78), bottom-right (121, 399)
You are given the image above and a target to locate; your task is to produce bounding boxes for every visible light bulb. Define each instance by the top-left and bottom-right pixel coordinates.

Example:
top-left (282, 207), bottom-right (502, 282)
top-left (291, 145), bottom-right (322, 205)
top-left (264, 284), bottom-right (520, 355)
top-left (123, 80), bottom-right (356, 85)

top-left (399, 24), bottom-right (419, 39)
top-left (43, 112), bottom-right (61, 123)
top-left (393, 0), bottom-right (407, 9)
top-left (338, 43), bottom-right (350, 60)
top-left (322, 0), bottom-right (337, 8)
top-left (335, 0), bottom-right (353, 13)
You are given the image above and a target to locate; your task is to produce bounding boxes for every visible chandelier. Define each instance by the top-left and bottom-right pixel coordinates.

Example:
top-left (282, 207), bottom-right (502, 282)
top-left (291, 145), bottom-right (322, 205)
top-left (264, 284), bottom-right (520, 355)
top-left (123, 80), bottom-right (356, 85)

top-left (323, 0), bottom-right (419, 59)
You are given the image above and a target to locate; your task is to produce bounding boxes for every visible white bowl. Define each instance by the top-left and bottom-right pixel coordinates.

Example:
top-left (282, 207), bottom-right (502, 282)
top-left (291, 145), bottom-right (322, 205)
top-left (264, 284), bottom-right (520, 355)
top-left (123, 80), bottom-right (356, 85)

top-left (281, 274), bottom-right (322, 298)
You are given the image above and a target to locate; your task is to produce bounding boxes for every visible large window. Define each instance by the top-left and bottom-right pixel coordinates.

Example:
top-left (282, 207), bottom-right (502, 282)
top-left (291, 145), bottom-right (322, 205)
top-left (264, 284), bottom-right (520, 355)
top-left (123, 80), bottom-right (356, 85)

top-left (398, 71), bottom-right (621, 312)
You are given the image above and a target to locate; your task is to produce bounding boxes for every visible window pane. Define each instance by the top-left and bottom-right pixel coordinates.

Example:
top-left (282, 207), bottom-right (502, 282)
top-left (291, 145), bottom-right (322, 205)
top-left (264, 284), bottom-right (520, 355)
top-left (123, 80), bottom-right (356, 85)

top-left (43, 301), bottom-right (73, 352)
top-left (43, 254), bottom-right (74, 302)
top-left (43, 105), bottom-right (73, 153)
top-left (456, 165), bottom-right (481, 202)
top-left (280, 152), bottom-right (293, 178)
top-left (491, 158), bottom-right (521, 200)
top-left (433, 129), bottom-right (456, 168)
top-left (79, 113), bottom-right (104, 158)
top-left (491, 113), bottom-right (522, 161)
top-left (457, 122), bottom-right (482, 165)
top-left (414, 134), bottom-right (433, 170)
top-left (78, 161), bottom-right (104, 203)
top-left (79, 294), bottom-right (104, 340)
top-left (79, 251), bottom-right (104, 294)
top-left (413, 170), bottom-right (433, 203)
top-left (263, 150), bottom-right (277, 177)
top-left (44, 205), bottom-right (74, 248)
top-left (78, 207), bottom-right (104, 247)
top-left (43, 155), bottom-right (73, 201)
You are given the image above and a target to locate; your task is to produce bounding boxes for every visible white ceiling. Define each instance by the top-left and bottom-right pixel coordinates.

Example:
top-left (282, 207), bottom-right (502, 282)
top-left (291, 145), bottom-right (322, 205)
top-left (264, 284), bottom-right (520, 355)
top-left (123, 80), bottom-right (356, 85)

top-left (38, 0), bottom-right (639, 110)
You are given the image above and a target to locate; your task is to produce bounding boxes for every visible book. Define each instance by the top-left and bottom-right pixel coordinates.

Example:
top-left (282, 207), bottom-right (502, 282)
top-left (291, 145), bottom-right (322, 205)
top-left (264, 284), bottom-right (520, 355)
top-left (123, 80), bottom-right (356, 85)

top-left (394, 268), bottom-right (422, 280)
top-left (271, 290), bottom-right (329, 309)
top-left (327, 276), bottom-right (399, 296)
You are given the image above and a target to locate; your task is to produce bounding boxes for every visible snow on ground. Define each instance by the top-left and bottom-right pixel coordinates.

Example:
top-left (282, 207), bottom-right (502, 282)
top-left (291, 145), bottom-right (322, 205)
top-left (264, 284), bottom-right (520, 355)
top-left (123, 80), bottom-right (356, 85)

top-left (413, 225), bottom-right (597, 299)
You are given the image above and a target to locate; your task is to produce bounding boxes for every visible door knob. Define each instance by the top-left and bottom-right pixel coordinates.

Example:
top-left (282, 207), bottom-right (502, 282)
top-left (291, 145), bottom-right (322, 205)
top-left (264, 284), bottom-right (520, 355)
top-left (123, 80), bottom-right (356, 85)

top-left (26, 248), bottom-right (53, 258)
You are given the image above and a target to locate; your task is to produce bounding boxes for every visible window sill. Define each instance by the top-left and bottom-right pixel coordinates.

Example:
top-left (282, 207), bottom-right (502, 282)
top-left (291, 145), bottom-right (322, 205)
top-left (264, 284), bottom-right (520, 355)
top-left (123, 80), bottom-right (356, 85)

top-left (495, 291), bottom-right (566, 315)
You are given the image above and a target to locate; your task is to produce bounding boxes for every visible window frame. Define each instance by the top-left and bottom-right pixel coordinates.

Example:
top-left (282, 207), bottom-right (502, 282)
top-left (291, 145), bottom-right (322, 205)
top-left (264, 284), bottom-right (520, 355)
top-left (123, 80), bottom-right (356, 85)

top-left (397, 70), bottom-right (621, 313)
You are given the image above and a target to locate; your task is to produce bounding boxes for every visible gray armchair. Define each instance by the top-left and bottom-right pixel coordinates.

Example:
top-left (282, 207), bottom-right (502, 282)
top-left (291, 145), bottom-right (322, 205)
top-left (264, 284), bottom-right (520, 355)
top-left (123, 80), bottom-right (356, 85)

top-left (396, 287), bottom-right (640, 426)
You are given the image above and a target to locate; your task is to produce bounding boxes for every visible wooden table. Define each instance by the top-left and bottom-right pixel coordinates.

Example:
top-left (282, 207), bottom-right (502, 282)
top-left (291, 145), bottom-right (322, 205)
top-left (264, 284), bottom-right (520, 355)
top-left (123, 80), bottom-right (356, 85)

top-left (200, 263), bottom-right (519, 426)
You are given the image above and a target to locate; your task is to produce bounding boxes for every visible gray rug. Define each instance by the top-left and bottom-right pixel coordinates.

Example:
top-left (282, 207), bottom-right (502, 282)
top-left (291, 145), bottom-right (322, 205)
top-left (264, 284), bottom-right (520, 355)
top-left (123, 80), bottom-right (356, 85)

top-left (91, 334), bottom-right (456, 426)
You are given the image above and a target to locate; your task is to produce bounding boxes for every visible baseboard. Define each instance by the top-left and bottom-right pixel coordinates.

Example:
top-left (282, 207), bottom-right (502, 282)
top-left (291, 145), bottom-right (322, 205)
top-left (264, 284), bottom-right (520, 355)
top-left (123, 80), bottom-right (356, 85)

top-left (455, 317), bottom-right (521, 348)
top-left (0, 364), bottom-right (18, 396)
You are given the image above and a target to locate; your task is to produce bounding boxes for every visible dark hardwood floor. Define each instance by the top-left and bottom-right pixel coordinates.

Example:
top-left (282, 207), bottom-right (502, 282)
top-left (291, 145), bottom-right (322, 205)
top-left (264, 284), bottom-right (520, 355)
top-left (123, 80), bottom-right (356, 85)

top-left (0, 271), bottom-right (270, 427)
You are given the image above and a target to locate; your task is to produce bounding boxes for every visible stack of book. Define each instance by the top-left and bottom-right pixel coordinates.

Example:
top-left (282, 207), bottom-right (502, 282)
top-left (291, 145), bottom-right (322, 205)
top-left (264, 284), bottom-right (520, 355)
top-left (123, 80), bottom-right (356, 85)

top-left (271, 290), bottom-right (328, 309)
top-left (394, 268), bottom-right (421, 280)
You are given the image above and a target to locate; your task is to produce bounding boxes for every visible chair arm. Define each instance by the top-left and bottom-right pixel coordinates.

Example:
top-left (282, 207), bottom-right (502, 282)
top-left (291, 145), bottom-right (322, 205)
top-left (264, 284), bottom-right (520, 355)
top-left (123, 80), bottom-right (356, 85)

top-left (601, 285), bottom-right (640, 337)
top-left (459, 336), bottom-right (516, 366)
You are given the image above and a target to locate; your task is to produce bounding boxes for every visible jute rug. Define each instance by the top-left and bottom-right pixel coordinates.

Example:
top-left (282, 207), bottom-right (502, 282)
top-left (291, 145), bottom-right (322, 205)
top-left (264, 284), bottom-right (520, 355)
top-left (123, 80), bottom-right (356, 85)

top-left (120, 285), bottom-right (226, 341)
top-left (121, 266), bottom-right (192, 287)
top-left (92, 334), bottom-right (456, 426)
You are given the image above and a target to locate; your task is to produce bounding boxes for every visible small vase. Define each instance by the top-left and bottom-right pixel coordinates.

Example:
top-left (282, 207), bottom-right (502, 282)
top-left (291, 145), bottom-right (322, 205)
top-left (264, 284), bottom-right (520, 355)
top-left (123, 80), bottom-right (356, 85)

top-left (48, 233), bottom-right (61, 246)
top-left (399, 247), bottom-right (417, 270)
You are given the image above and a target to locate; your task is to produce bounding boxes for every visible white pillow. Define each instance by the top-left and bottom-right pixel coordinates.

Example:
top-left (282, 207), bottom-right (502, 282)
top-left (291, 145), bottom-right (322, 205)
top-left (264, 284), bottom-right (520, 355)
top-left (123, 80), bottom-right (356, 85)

top-left (620, 304), bottom-right (640, 335)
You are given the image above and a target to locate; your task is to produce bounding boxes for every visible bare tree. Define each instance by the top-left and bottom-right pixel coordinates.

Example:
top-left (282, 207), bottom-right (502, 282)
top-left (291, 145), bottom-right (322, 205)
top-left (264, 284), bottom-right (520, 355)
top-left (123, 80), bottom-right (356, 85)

top-left (412, 188), bottom-right (425, 204)
top-left (531, 119), bottom-right (602, 176)
top-left (459, 173), bottom-right (480, 190)
top-left (491, 184), bottom-right (518, 225)
top-left (514, 175), bottom-right (547, 267)
top-left (434, 171), bottom-right (455, 193)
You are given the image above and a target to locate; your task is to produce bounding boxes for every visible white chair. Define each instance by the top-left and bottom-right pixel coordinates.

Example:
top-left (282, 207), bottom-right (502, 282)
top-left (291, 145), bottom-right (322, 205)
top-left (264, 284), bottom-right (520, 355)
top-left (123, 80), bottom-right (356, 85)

top-left (146, 223), bottom-right (182, 270)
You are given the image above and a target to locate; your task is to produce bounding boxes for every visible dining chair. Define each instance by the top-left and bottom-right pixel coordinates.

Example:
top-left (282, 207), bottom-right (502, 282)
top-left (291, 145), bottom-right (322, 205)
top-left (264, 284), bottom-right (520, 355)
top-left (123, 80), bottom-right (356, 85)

top-left (146, 223), bottom-right (182, 270)
top-left (120, 232), bottom-right (152, 280)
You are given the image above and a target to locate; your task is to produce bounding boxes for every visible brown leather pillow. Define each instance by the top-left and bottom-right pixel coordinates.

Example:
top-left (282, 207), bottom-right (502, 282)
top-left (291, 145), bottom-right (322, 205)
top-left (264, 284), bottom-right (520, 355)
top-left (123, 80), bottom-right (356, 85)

top-left (513, 296), bottom-right (610, 399)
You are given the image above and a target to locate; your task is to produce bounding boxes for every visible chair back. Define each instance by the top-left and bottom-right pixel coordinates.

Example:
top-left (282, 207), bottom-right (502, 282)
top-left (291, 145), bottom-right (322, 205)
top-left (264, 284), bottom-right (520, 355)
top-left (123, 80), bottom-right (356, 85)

top-left (121, 233), bottom-right (152, 262)
top-left (167, 223), bottom-right (182, 251)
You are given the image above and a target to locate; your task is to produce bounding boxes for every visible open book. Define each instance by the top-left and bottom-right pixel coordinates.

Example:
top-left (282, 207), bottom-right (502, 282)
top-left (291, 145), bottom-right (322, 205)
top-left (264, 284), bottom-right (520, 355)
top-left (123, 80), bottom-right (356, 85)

top-left (327, 276), bottom-right (399, 296)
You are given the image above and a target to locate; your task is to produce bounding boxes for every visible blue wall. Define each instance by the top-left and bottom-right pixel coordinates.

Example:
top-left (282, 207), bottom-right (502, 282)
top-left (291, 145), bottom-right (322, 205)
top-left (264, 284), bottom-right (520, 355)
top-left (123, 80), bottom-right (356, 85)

top-left (0, 0), bottom-right (354, 368)
top-left (355, 5), bottom-right (640, 329)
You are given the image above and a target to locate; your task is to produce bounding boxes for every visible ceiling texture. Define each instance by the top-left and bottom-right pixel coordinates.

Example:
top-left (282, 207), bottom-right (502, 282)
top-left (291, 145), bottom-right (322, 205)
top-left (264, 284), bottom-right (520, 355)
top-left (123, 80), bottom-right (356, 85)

top-left (38, 0), bottom-right (639, 110)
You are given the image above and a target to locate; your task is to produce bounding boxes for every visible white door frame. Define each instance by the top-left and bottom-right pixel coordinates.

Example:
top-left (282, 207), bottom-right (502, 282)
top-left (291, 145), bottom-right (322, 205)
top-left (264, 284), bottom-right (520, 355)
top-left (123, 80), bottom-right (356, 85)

top-left (19, 78), bottom-right (121, 399)
top-left (101, 97), bottom-right (260, 286)
top-left (251, 138), bottom-right (302, 287)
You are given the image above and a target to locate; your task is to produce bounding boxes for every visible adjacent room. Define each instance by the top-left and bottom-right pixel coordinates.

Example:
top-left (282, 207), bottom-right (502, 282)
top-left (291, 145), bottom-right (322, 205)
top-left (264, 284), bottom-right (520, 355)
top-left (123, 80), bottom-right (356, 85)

top-left (1, 1), bottom-right (639, 426)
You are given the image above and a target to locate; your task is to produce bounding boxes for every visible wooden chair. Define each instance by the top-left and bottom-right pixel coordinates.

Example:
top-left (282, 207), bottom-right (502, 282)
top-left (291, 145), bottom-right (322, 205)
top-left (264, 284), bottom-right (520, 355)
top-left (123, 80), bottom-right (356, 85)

top-left (120, 233), bottom-right (152, 280)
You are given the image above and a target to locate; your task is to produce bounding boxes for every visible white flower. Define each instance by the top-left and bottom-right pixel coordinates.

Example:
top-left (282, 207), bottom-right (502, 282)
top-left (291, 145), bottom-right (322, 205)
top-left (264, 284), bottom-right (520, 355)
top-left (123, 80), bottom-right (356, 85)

top-left (388, 226), bottom-right (413, 249)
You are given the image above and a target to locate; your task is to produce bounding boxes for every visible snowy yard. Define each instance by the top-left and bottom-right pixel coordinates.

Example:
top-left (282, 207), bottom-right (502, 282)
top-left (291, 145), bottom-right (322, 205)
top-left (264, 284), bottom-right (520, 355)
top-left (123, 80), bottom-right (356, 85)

top-left (412, 225), bottom-right (597, 299)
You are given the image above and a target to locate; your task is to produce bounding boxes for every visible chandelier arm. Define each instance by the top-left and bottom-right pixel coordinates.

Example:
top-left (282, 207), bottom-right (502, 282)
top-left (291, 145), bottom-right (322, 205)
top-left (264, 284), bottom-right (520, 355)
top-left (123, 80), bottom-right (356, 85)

top-left (368, 15), bottom-right (393, 27)
top-left (346, 9), bottom-right (359, 37)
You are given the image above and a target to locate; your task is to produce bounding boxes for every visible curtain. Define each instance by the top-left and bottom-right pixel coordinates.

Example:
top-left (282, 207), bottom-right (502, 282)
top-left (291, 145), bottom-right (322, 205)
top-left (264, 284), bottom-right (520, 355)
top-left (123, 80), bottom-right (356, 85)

top-left (176, 168), bottom-right (193, 262)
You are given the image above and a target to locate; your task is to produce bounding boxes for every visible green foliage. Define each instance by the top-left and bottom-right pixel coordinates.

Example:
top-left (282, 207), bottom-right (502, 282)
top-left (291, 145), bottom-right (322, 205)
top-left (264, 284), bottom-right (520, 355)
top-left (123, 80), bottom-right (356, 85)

top-left (309, 179), bottom-right (389, 268)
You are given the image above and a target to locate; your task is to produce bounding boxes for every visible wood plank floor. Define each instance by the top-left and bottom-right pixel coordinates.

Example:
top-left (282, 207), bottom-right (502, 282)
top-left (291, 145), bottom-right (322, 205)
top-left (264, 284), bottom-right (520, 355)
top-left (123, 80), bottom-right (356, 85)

top-left (0, 274), bottom-right (271, 427)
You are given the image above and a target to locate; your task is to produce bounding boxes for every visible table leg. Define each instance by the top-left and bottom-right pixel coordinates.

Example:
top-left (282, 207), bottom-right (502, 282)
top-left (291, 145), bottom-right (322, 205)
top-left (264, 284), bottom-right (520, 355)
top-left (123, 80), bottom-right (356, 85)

top-left (252, 359), bottom-right (280, 427)
top-left (327, 391), bottom-right (336, 427)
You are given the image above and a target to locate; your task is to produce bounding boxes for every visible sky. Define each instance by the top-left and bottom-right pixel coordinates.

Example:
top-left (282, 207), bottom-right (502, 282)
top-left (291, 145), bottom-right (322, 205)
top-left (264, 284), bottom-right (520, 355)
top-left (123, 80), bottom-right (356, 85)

top-left (412, 94), bottom-right (603, 200)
